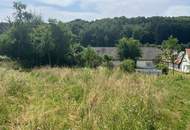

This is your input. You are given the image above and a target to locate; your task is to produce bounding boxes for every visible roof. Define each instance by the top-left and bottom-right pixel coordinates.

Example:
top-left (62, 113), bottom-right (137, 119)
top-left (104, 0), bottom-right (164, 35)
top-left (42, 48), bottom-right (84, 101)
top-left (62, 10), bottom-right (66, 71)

top-left (93, 47), bottom-right (119, 60)
top-left (93, 47), bottom-right (162, 61)
top-left (139, 47), bottom-right (162, 60)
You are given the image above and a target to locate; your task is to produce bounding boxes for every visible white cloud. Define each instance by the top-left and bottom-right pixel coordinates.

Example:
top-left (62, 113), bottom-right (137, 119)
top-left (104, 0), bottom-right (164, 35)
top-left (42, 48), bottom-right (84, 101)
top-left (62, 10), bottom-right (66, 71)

top-left (0, 0), bottom-right (190, 21)
top-left (165, 5), bottom-right (190, 16)
top-left (0, 8), bottom-right (13, 22)
top-left (28, 5), bottom-right (101, 21)
top-left (40, 0), bottom-right (77, 6)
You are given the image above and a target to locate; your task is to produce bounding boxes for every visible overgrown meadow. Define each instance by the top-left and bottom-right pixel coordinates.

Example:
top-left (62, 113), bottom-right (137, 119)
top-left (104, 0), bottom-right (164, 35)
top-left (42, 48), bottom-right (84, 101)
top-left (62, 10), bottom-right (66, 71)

top-left (0, 63), bottom-right (190, 130)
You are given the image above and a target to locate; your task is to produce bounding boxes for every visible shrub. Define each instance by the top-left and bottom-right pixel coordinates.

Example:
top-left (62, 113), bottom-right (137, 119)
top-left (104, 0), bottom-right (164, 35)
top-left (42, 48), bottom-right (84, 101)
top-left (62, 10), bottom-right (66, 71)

top-left (0, 55), bottom-right (11, 62)
top-left (0, 56), bottom-right (21, 70)
top-left (81, 47), bottom-right (103, 68)
top-left (103, 55), bottom-right (114, 69)
top-left (120, 59), bottom-right (135, 73)
top-left (156, 64), bottom-right (169, 75)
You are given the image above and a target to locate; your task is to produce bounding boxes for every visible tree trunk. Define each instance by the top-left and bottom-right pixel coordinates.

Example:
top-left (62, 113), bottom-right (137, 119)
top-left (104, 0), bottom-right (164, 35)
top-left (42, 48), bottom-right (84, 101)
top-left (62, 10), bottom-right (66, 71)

top-left (48, 53), bottom-right (52, 66)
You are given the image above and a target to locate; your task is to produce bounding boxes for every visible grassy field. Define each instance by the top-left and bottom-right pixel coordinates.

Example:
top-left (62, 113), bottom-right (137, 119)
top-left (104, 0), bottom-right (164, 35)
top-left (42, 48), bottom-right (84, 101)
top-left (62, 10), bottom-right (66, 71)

top-left (0, 64), bottom-right (190, 130)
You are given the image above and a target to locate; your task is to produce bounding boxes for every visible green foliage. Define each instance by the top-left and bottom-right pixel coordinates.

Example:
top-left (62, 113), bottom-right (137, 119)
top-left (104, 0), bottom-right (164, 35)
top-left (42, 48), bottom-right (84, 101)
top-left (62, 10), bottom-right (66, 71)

top-left (31, 24), bottom-right (55, 65)
top-left (102, 55), bottom-right (114, 69)
top-left (81, 47), bottom-right (103, 68)
top-left (0, 55), bottom-right (20, 70)
top-left (117, 37), bottom-right (141, 60)
top-left (0, 55), bottom-right (11, 62)
top-left (162, 36), bottom-right (182, 51)
top-left (67, 17), bottom-right (190, 47)
top-left (67, 43), bottom-right (85, 66)
top-left (49, 20), bottom-right (74, 65)
top-left (0, 2), bottom-right (74, 67)
top-left (0, 31), bottom-right (14, 56)
top-left (156, 63), bottom-right (169, 75)
top-left (120, 59), bottom-right (135, 73)
top-left (161, 36), bottom-right (182, 74)
top-left (0, 101), bottom-right (9, 125)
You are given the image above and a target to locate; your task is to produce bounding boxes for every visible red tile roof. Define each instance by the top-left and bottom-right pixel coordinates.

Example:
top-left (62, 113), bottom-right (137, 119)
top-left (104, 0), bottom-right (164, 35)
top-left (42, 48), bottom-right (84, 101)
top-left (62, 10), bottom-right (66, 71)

top-left (186, 49), bottom-right (190, 59)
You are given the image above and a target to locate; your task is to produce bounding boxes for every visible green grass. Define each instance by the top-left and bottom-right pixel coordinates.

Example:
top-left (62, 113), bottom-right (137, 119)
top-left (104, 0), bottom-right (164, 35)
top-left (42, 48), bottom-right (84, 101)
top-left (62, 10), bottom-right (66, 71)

top-left (0, 65), bottom-right (190, 130)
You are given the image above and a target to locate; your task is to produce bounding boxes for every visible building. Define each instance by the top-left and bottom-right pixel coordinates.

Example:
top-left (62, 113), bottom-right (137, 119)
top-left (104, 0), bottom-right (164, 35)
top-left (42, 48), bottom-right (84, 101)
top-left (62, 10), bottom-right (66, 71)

top-left (136, 47), bottom-right (162, 75)
top-left (136, 47), bottom-right (162, 69)
top-left (93, 47), bottom-right (120, 66)
top-left (174, 49), bottom-right (190, 73)
top-left (93, 47), bottom-right (162, 72)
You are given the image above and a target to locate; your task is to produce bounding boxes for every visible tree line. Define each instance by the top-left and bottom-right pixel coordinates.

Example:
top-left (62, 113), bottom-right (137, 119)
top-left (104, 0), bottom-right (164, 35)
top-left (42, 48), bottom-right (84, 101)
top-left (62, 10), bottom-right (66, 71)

top-left (1, 7), bottom-right (190, 47)
top-left (0, 2), bottom-right (186, 69)
top-left (67, 17), bottom-right (190, 47)
top-left (0, 2), bottom-right (101, 67)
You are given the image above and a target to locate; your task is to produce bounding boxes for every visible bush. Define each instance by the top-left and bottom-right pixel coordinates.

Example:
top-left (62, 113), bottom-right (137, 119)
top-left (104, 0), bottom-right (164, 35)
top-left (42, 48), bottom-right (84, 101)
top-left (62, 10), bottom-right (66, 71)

top-left (0, 55), bottom-right (11, 62)
top-left (156, 64), bottom-right (169, 75)
top-left (120, 59), bottom-right (135, 73)
top-left (81, 47), bottom-right (103, 68)
top-left (102, 55), bottom-right (114, 69)
top-left (0, 56), bottom-right (21, 70)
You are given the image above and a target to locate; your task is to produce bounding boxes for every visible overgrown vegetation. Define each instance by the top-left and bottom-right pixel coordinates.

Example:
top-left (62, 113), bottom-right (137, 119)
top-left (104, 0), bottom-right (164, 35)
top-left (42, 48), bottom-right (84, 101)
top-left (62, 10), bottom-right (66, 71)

top-left (0, 63), bottom-right (190, 130)
top-left (120, 59), bottom-right (136, 73)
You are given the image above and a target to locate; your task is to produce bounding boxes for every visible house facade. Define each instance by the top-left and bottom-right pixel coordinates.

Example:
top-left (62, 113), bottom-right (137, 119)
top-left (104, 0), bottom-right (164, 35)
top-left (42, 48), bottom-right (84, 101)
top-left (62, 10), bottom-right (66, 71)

top-left (174, 49), bottom-right (190, 73)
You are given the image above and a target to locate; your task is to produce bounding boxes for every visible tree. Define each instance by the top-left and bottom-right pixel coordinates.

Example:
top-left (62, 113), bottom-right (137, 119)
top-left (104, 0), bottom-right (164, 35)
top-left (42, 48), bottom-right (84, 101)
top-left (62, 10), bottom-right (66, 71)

top-left (31, 24), bottom-right (55, 66)
top-left (81, 47), bottom-right (102, 68)
top-left (0, 1), bottom-right (42, 66)
top-left (161, 36), bottom-right (182, 74)
top-left (67, 43), bottom-right (85, 66)
top-left (117, 37), bottom-right (141, 60)
top-left (49, 20), bottom-right (74, 65)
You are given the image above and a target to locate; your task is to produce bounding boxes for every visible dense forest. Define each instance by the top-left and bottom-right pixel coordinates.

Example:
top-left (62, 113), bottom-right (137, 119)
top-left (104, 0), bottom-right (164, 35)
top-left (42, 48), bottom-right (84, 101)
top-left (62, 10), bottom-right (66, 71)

top-left (1, 16), bottom-right (190, 47)
top-left (67, 16), bottom-right (190, 47)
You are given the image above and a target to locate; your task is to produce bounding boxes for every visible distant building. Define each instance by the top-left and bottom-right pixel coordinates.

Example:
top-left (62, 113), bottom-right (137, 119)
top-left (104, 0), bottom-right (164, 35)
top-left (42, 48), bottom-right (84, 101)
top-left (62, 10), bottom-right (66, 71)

top-left (136, 47), bottom-right (162, 69)
top-left (93, 47), bottom-right (120, 66)
top-left (174, 49), bottom-right (190, 73)
top-left (93, 47), bottom-right (119, 60)
top-left (93, 47), bottom-right (162, 73)
top-left (136, 47), bottom-right (162, 75)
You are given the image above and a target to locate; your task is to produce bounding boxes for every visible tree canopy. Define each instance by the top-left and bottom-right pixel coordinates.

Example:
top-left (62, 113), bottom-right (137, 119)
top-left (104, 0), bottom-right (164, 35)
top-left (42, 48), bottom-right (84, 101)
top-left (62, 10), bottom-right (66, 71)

top-left (117, 37), bottom-right (141, 60)
top-left (67, 17), bottom-right (190, 47)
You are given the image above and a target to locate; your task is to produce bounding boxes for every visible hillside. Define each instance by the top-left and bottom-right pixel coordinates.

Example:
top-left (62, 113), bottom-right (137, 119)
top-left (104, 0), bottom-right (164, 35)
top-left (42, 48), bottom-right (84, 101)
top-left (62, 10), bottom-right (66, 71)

top-left (67, 16), bottom-right (190, 47)
top-left (1, 66), bottom-right (190, 130)
top-left (1, 16), bottom-right (190, 47)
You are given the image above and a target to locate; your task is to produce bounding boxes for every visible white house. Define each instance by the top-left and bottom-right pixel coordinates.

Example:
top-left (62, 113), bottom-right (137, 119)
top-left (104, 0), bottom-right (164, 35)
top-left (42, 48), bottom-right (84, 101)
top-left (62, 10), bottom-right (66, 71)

top-left (174, 49), bottom-right (190, 73)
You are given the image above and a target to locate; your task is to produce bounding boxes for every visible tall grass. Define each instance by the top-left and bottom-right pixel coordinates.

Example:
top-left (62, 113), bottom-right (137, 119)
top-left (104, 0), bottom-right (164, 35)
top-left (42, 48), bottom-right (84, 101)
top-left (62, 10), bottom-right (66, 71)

top-left (0, 66), bottom-right (190, 130)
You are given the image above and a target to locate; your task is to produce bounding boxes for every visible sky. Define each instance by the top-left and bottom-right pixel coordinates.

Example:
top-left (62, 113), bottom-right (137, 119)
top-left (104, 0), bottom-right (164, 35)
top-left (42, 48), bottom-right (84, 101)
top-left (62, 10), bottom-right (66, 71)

top-left (0, 0), bottom-right (190, 22)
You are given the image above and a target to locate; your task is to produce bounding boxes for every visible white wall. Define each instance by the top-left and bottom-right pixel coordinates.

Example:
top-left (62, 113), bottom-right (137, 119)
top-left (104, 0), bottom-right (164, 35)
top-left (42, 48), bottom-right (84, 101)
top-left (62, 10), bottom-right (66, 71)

top-left (180, 54), bottom-right (190, 73)
top-left (136, 60), bottom-right (155, 69)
